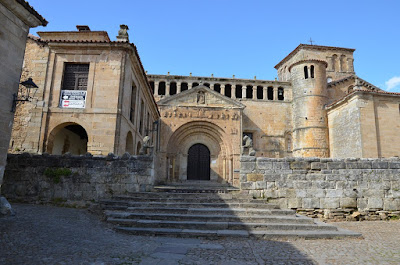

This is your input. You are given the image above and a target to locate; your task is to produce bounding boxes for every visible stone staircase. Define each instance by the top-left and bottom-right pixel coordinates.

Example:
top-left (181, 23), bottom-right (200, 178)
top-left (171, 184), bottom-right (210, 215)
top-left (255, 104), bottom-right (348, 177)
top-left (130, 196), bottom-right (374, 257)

top-left (100, 183), bottom-right (362, 239)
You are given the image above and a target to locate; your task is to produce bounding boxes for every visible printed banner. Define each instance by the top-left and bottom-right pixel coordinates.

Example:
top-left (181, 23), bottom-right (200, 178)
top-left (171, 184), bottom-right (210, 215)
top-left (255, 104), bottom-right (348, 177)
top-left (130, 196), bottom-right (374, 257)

top-left (60, 90), bottom-right (86, 108)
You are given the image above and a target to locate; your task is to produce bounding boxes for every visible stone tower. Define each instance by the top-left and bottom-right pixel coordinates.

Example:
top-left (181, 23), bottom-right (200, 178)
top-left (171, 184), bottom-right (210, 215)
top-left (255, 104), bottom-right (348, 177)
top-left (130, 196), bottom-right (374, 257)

top-left (289, 59), bottom-right (329, 157)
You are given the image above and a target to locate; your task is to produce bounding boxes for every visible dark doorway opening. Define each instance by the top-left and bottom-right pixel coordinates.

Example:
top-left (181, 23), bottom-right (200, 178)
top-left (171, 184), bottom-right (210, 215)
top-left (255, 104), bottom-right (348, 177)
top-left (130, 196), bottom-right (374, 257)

top-left (187, 143), bottom-right (210, 180)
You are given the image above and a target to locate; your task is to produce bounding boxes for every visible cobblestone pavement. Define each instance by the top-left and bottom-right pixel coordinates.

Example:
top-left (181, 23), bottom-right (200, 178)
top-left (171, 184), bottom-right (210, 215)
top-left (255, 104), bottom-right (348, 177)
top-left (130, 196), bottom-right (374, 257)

top-left (1, 204), bottom-right (399, 265)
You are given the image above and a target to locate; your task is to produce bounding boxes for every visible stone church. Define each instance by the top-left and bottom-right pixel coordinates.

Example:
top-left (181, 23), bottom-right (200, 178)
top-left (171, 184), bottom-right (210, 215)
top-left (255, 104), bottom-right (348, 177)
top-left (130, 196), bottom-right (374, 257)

top-left (10, 25), bottom-right (400, 186)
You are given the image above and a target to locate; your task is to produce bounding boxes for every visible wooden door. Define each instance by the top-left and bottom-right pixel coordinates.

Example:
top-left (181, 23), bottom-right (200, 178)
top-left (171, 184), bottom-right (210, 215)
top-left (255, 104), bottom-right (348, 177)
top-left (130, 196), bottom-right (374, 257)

top-left (187, 144), bottom-right (210, 180)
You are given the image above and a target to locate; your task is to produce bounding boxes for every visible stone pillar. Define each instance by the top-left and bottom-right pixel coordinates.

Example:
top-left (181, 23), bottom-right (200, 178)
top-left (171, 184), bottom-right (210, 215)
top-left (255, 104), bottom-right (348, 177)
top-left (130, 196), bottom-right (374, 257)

top-left (242, 86), bottom-right (246, 98)
top-left (177, 82), bottom-right (181, 93)
top-left (188, 83), bottom-right (193, 90)
top-left (263, 86), bottom-right (267, 101)
top-left (221, 84), bottom-right (225, 95)
top-left (273, 87), bottom-right (278, 101)
top-left (154, 81), bottom-right (159, 96)
top-left (166, 82), bottom-right (170, 96)
top-left (232, 85), bottom-right (236, 99)
top-left (252, 85), bottom-right (257, 100)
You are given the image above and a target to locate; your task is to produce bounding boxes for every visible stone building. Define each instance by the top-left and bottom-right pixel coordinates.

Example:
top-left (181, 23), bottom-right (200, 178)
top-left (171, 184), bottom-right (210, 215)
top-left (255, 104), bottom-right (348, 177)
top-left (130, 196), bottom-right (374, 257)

top-left (10, 26), bottom-right (400, 187)
top-left (0, 0), bottom-right (46, 213)
top-left (9, 25), bottom-right (159, 157)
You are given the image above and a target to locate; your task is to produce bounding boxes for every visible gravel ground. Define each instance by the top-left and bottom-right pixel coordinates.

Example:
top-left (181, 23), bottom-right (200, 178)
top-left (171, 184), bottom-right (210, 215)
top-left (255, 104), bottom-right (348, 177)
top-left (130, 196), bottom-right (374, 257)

top-left (1, 203), bottom-right (399, 265)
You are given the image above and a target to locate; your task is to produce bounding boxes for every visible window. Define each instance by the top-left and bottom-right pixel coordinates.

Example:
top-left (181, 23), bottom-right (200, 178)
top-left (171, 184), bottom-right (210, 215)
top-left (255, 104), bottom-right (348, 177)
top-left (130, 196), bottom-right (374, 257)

top-left (214, 84), bottom-right (221, 93)
top-left (130, 84), bottom-right (137, 124)
top-left (235, 85), bottom-right (242, 98)
top-left (246, 85), bottom-right (253, 99)
top-left (225, 84), bottom-right (232, 97)
top-left (62, 63), bottom-right (89, 90)
top-left (304, 66), bottom-right (308, 79)
top-left (278, 87), bottom-right (284, 100)
top-left (158, 81), bottom-right (166, 95)
top-left (170, 82), bottom-right (177, 95)
top-left (181, 82), bottom-right (188, 92)
top-left (257, 86), bottom-right (263, 99)
top-left (310, 65), bottom-right (314, 78)
top-left (267, 87), bottom-right (274, 100)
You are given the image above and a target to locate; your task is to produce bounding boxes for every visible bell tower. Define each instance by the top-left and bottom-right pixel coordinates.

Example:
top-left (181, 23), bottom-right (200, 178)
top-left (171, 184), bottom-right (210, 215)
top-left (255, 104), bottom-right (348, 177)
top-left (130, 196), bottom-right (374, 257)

top-left (289, 59), bottom-right (329, 157)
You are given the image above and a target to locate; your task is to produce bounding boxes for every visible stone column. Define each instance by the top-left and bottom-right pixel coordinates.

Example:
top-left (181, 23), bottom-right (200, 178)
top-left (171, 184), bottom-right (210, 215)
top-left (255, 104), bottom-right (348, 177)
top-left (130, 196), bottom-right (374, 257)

top-left (232, 85), bottom-right (236, 99)
top-left (273, 87), bottom-right (278, 101)
top-left (252, 85), bottom-right (257, 100)
top-left (221, 84), bottom-right (225, 95)
top-left (154, 81), bottom-right (159, 96)
top-left (188, 83), bottom-right (193, 90)
top-left (177, 82), bottom-right (181, 93)
top-left (263, 86), bottom-right (267, 101)
top-left (166, 82), bottom-right (170, 96)
top-left (242, 86), bottom-right (246, 98)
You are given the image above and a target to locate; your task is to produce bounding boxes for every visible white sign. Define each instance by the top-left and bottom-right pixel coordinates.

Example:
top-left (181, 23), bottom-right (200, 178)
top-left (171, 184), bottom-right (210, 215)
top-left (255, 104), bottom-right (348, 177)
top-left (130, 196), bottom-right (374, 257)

top-left (60, 90), bottom-right (87, 108)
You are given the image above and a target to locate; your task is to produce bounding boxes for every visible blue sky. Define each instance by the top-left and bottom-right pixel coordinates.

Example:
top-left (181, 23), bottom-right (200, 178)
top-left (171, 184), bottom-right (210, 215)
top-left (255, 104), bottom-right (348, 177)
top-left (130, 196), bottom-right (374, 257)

top-left (28, 0), bottom-right (400, 92)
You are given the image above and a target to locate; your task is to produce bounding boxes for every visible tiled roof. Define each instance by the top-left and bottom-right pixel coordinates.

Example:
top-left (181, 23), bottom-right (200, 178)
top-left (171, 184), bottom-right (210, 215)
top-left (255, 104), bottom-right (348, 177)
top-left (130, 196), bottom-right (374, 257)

top-left (17, 0), bottom-right (48, 26)
top-left (274, 44), bottom-right (355, 69)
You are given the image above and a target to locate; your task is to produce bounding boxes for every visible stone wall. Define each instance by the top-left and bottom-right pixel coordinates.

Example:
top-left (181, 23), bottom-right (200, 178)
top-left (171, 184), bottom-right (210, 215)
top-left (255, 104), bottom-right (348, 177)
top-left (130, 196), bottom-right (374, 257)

top-left (240, 156), bottom-right (400, 220)
top-left (1, 153), bottom-right (155, 204)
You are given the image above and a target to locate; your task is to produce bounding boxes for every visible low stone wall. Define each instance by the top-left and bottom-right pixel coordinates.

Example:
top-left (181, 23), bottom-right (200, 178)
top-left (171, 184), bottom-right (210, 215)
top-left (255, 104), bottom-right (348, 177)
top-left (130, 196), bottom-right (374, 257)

top-left (1, 153), bottom-right (154, 205)
top-left (240, 157), bottom-right (400, 221)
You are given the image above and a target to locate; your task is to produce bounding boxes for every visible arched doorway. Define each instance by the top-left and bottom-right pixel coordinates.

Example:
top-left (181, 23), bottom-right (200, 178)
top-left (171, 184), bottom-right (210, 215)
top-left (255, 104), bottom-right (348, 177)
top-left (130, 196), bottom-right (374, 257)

top-left (126, 132), bottom-right (133, 154)
top-left (47, 123), bottom-right (88, 155)
top-left (187, 143), bottom-right (210, 180)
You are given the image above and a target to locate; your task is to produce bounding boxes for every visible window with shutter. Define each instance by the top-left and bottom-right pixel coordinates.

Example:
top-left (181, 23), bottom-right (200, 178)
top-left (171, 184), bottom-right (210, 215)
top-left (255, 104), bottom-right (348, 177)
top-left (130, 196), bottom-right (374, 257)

top-left (62, 63), bottom-right (89, 90)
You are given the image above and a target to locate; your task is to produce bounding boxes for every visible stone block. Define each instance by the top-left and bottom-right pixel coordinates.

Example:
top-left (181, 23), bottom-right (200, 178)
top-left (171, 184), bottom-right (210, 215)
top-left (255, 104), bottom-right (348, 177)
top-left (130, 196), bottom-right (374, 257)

top-left (320, 198), bottom-right (340, 209)
top-left (288, 198), bottom-right (302, 209)
top-left (240, 162), bottom-right (255, 173)
top-left (327, 162), bottom-right (346, 170)
top-left (310, 162), bottom-right (327, 170)
top-left (255, 181), bottom-right (267, 189)
top-left (368, 197), bottom-right (383, 209)
top-left (313, 181), bottom-right (334, 189)
top-left (340, 198), bottom-right (357, 208)
top-left (239, 174), bottom-right (247, 182)
top-left (306, 189), bottom-right (326, 198)
top-left (346, 162), bottom-right (371, 169)
top-left (240, 156), bottom-right (256, 162)
top-left (326, 189), bottom-right (343, 198)
top-left (247, 173), bottom-right (263, 182)
top-left (240, 182), bottom-right (255, 190)
top-left (357, 198), bottom-right (368, 210)
top-left (272, 162), bottom-right (290, 170)
top-left (256, 161), bottom-right (273, 170)
top-left (290, 161), bottom-right (311, 170)
top-left (295, 189), bottom-right (307, 198)
top-left (302, 198), bottom-right (320, 209)
top-left (266, 182), bottom-right (275, 189)
top-left (388, 162), bottom-right (400, 169)
top-left (371, 161), bottom-right (388, 169)
top-left (384, 198), bottom-right (400, 211)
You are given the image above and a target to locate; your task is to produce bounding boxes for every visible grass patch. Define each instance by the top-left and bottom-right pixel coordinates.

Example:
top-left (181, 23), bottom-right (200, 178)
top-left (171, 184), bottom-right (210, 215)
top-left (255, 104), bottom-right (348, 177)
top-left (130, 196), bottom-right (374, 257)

top-left (44, 168), bottom-right (72, 184)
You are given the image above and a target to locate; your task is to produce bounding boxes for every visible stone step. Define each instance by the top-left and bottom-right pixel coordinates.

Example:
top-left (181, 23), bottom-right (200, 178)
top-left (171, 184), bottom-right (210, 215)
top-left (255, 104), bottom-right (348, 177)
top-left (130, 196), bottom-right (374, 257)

top-left (120, 207), bottom-right (294, 216)
top-left (105, 211), bottom-right (315, 224)
top-left (106, 218), bottom-right (339, 231)
top-left (100, 201), bottom-right (280, 210)
top-left (113, 192), bottom-right (237, 199)
top-left (106, 197), bottom-right (271, 204)
top-left (114, 227), bottom-right (362, 239)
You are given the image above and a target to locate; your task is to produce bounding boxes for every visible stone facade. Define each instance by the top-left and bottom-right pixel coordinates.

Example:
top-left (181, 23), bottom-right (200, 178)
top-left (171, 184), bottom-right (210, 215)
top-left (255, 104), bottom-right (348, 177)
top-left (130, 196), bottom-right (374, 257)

top-left (2, 153), bottom-right (154, 204)
top-left (240, 156), bottom-right (400, 219)
top-left (9, 26), bottom-right (159, 158)
top-left (0, 0), bottom-right (46, 213)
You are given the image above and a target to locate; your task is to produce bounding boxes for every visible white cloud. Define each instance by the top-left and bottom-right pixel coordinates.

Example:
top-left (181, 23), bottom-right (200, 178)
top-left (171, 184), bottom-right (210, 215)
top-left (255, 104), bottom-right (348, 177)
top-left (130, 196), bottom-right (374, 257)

top-left (385, 76), bottom-right (400, 91)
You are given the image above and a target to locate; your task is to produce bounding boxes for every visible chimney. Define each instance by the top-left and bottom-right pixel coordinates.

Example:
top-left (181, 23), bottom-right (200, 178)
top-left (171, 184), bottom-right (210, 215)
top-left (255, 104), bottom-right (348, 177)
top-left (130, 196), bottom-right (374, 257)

top-left (76, 25), bottom-right (91, 32)
top-left (116, 24), bottom-right (129, 42)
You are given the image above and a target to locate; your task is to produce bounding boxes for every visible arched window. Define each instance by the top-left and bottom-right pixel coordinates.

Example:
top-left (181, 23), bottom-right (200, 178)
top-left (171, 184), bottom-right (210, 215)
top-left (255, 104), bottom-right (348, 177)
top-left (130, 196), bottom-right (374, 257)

top-left (126, 132), bottom-right (133, 154)
top-left (214, 84), bottom-right (221, 93)
top-left (181, 82), bottom-right (188, 92)
top-left (310, 65), bottom-right (314, 78)
top-left (267, 87), bottom-right (274, 100)
top-left (170, 82), bottom-right (177, 95)
top-left (257, 86), bottom-right (263, 99)
top-left (304, 66), bottom-right (308, 79)
top-left (204, 83), bottom-right (210, 88)
top-left (332, 54), bottom-right (338, 71)
top-left (192, 82), bottom-right (199, 88)
top-left (278, 87), bottom-right (284, 100)
top-left (246, 85), bottom-right (253, 99)
top-left (340, 54), bottom-right (347, 72)
top-left (225, 84), bottom-right (232, 98)
top-left (158, 81), bottom-right (166, 95)
top-left (235, 85), bottom-right (242, 98)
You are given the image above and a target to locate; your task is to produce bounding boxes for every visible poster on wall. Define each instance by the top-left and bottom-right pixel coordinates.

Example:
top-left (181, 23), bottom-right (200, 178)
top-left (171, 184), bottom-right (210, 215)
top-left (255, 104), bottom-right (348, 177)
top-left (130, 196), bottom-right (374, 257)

top-left (60, 90), bottom-right (87, 108)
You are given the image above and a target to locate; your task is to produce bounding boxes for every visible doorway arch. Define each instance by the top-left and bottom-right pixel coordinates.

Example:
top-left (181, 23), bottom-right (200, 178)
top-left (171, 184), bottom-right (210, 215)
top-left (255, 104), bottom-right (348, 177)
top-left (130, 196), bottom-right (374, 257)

top-left (47, 123), bottom-right (88, 155)
top-left (187, 143), bottom-right (210, 180)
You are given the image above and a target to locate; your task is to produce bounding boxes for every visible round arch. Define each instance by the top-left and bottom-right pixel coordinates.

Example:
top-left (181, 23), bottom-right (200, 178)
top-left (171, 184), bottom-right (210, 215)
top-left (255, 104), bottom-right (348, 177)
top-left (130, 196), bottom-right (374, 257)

top-left (46, 122), bottom-right (88, 155)
top-left (125, 131), bottom-right (134, 154)
top-left (166, 121), bottom-right (233, 182)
